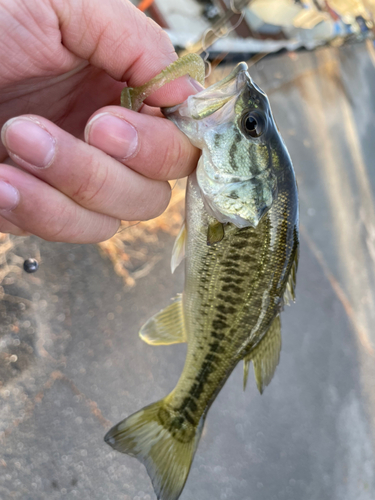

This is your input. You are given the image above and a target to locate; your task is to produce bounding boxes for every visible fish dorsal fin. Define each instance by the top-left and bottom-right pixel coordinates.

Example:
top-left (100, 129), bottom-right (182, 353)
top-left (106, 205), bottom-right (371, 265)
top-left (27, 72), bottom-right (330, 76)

top-left (243, 315), bottom-right (282, 394)
top-left (171, 222), bottom-right (187, 274)
top-left (139, 295), bottom-right (186, 345)
top-left (283, 246), bottom-right (299, 305)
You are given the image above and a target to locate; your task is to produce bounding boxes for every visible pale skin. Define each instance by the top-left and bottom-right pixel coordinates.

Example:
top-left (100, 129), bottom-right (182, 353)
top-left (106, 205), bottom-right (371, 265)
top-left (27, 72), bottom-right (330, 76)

top-left (0, 0), bottom-right (203, 242)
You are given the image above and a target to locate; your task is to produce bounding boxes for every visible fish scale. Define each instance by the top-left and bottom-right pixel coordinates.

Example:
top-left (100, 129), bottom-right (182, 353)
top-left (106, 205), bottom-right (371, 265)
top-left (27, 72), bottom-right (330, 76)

top-left (105, 56), bottom-right (299, 500)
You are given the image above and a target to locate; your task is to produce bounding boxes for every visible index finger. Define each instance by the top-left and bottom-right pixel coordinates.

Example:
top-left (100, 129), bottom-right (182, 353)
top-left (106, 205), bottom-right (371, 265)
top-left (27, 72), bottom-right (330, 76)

top-left (52, 0), bottom-right (202, 107)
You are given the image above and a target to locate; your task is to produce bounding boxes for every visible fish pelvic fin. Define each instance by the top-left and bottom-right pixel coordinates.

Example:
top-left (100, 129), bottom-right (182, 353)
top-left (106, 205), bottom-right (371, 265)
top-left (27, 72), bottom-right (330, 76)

top-left (243, 315), bottom-right (282, 394)
top-left (139, 295), bottom-right (186, 345)
top-left (104, 399), bottom-right (204, 500)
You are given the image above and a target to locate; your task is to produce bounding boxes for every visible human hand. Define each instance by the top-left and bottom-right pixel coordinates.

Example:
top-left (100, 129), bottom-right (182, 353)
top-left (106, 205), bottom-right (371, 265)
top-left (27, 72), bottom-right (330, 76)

top-left (0, 0), bottom-right (202, 242)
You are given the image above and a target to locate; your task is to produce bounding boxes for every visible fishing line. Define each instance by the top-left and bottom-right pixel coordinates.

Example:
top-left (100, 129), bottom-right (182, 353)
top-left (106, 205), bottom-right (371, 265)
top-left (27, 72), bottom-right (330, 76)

top-left (229, 0), bottom-right (243, 15)
top-left (117, 221), bottom-right (141, 233)
top-left (201, 1), bottom-right (246, 80)
top-left (225, 9), bottom-right (246, 38)
top-left (247, 51), bottom-right (269, 69)
top-left (171, 179), bottom-right (179, 191)
top-left (201, 28), bottom-right (214, 79)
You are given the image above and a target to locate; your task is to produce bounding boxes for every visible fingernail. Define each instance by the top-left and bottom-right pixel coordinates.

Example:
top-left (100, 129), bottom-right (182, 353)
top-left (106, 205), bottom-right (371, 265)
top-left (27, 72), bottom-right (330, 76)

top-left (0, 180), bottom-right (20, 211)
top-left (1, 118), bottom-right (56, 169)
top-left (189, 77), bottom-right (205, 93)
top-left (85, 113), bottom-right (139, 160)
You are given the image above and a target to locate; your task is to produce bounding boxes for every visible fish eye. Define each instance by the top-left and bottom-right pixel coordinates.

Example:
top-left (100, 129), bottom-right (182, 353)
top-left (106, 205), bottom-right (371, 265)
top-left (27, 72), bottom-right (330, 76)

top-left (241, 111), bottom-right (266, 138)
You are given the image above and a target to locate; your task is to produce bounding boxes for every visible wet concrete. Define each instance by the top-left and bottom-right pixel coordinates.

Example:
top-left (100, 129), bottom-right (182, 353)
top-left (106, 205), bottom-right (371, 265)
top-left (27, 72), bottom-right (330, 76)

top-left (1, 41), bottom-right (375, 500)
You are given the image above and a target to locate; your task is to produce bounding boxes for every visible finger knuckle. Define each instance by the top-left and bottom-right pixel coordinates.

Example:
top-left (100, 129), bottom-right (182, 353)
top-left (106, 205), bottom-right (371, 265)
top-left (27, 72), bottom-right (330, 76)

top-left (147, 19), bottom-right (174, 55)
top-left (71, 156), bottom-right (109, 208)
top-left (45, 205), bottom-right (78, 242)
top-left (157, 133), bottom-right (185, 180)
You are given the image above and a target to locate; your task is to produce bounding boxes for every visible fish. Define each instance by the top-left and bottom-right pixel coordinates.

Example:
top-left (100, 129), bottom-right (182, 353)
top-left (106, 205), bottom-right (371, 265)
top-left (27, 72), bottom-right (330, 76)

top-left (105, 55), bottom-right (299, 500)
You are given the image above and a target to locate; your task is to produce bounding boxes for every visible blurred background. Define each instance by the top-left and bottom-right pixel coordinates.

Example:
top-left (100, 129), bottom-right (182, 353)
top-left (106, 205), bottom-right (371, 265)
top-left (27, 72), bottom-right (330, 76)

top-left (1, 1), bottom-right (375, 499)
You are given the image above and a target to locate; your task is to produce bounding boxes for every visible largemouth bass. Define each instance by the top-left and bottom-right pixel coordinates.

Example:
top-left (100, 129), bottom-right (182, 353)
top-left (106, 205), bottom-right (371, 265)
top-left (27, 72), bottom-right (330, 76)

top-left (105, 55), bottom-right (299, 500)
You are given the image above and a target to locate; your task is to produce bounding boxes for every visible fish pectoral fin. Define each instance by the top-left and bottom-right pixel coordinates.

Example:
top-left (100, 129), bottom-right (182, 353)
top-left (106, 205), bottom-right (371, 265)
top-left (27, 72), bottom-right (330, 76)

top-left (207, 221), bottom-right (225, 246)
top-left (245, 315), bottom-right (282, 394)
top-left (139, 295), bottom-right (186, 345)
top-left (171, 221), bottom-right (187, 274)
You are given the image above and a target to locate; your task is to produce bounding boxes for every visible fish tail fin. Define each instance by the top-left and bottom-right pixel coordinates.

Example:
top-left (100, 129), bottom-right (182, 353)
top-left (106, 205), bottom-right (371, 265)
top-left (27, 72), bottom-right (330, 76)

top-left (104, 398), bottom-right (204, 500)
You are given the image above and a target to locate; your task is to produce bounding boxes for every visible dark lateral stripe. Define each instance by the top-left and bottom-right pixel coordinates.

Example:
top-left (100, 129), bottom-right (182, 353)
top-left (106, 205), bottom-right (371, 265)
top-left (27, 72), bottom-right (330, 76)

top-left (220, 276), bottom-right (244, 285)
top-left (233, 240), bottom-right (248, 249)
top-left (212, 319), bottom-right (227, 330)
top-left (188, 399), bottom-right (198, 413)
top-left (217, 294), bottom-right (238, 305)
top-left (212, 332), bottom-right (225, 340)
top-left (201, 361), bottom-right (215, 373)
top-left (209, 341), bottom-right (220, 351)
top-left (241, 255), bottom-right (254, 263)
top-left (190, 380), bottom-right (205, 399)
top-left (209, 341), bottom-right (225, 353)
top-left (226, 253), bottom-right (242, 261)
top-left (183, 410), bottom-right (196, 426)
top-left (179, 396), bottom-right (191, 411)
top-left (205, 353), bottom-right (219, 364)
top-left (236, 231), bottom-right (252, 239)
top-left (216, 304), bottom-right (227, 313)
top-left (216, 313), bottom-right (227, 321)
top-left (220, 276), bottom-right (237, 283)
top-left (221, 284), bottom-right (244, 294)
top-left (216, 304), bottom-right (237, 314)
top-left (222, 261), bottom-right (238, 268)
top-left (222, 269), bottom-right (246, 278)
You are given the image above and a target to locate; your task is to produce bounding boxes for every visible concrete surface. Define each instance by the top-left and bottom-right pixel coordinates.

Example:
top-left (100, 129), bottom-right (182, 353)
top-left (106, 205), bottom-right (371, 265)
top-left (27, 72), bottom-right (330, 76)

top-left (1, 41), bottom-right (375, 500)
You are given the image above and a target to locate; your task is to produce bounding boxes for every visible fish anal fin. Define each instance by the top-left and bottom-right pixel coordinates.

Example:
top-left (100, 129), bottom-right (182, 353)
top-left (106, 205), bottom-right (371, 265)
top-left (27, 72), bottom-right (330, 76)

top-left (105, 399), bottom-right (204, 500)
top-left (243, 355), bottom-right (251, 391)
top-left (139, 295), bottom-right (186, 346)
top-left (246, 315), bottom-right (282, 394)
top-left (171, 222), bottom-right (186, 274)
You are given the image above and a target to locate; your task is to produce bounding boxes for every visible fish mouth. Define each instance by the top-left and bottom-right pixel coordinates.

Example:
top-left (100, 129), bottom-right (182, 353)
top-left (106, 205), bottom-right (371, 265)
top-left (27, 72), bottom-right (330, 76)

top-left (163, 62), bottom-right (251, 122)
